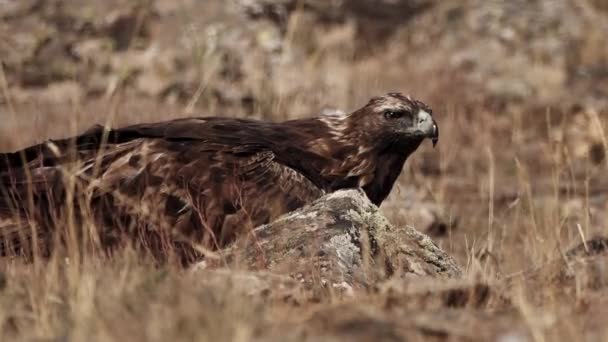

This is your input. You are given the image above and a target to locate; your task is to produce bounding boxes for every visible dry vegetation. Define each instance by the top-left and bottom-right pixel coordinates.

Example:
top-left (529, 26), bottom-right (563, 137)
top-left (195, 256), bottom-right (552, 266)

top-left (1, 0), bottom-right (608, 340)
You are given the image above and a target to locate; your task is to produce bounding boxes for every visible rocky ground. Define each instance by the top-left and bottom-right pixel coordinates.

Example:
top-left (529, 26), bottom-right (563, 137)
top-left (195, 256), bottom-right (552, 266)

top-left (1, 0), bottom-right (608, 341)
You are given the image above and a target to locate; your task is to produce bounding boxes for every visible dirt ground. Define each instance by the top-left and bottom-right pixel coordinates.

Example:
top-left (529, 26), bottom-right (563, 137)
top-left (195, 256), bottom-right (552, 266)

top-left (1, 0), bottom-right (608, 341)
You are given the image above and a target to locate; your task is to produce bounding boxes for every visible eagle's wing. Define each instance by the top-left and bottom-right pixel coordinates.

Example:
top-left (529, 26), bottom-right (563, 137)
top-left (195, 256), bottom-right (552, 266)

top-left (83, 139), bottom-right (325, 250)
top-left (0, 118), bottom-right (326, 258)
top-left (0, 138), bottom-right (151, 255)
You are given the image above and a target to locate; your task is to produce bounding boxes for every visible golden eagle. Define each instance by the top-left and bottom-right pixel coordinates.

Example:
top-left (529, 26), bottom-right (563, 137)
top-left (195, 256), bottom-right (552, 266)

top-left (0, 93), bottom-right (438, 262)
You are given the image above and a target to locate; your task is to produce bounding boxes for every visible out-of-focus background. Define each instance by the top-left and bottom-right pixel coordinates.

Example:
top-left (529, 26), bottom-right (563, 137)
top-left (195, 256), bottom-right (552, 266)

top-left (1, 0), bottom-right (608, 340)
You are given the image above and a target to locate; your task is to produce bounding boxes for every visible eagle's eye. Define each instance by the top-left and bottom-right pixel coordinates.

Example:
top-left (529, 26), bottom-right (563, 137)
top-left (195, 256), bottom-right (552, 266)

top-left (384, 110), bottom-right (405, 120)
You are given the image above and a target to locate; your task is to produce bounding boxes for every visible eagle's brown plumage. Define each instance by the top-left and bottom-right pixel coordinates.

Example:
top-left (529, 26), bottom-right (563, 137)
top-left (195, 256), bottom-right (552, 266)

top-left (0, 93), bottom-right (438, 263)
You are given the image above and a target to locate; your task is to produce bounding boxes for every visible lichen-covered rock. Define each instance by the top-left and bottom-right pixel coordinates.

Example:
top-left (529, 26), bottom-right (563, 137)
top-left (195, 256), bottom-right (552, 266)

top-left (224, 189), bottom-right (461, 289)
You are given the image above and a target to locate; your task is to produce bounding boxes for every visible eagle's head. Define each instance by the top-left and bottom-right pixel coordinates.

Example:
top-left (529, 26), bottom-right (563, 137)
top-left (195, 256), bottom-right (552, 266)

top-left (309, 92), bottom-right (439, 205)
top-left (301, 92), bottom-right (438, 204)
top-left (349, 92), bottom-right (439, 151)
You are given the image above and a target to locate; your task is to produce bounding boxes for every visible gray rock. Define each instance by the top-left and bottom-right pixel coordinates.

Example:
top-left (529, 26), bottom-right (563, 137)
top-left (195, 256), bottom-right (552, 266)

top-left (223, 189), bottom-right (462, 289)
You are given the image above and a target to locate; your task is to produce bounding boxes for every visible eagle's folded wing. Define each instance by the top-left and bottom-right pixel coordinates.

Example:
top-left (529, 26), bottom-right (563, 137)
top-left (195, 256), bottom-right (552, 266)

top-left (0, 125), bottom-right (326, 256)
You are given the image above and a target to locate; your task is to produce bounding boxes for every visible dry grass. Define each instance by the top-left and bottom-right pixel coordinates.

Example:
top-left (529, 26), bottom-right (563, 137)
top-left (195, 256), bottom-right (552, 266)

top-left (1, 1), bottom-right (608, 340)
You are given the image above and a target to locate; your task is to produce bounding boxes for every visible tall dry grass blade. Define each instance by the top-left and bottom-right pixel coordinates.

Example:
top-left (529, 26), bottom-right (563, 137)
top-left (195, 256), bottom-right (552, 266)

top-left (513, 284), bottom-right (547, 342)
top-left (486, 147), bottom-right (495, 254)
top-left (0, 62), bottom-right (16, 121)
top-left (17, 150), bottom-right (39, 265)
top-left (575, 223), bottom-right (589, 254)
top-left (184, 59), bottom-right (221, 114)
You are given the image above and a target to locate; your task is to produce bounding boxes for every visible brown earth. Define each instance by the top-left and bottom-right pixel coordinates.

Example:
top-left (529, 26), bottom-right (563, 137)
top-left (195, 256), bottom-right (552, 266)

top-left (1, 0), bottom-right (608, 340)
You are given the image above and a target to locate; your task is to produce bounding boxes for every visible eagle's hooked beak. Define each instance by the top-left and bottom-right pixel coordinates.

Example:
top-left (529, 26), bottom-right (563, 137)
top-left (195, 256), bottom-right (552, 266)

top-left (417, 110), bottom-right (439, 148)
top-left (431, 120), bottom-right (439, 148)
